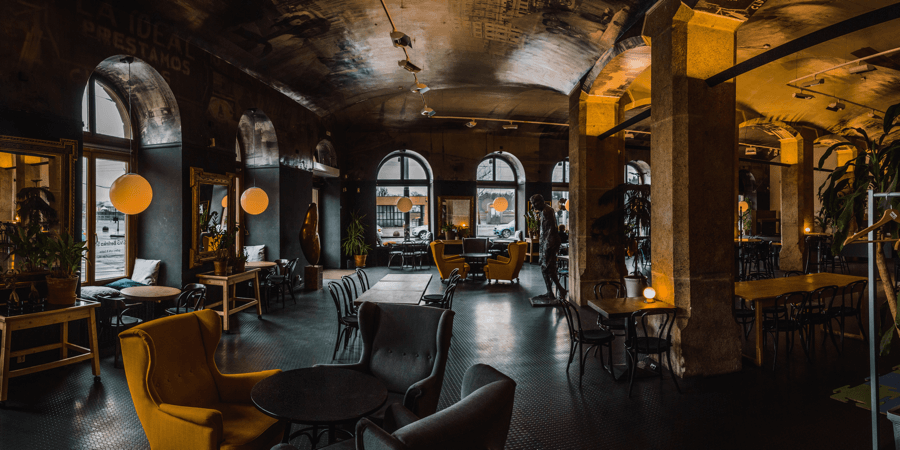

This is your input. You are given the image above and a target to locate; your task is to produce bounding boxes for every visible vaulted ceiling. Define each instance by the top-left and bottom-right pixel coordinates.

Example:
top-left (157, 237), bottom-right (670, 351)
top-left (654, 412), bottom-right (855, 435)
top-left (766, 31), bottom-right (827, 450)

top-left (130, 0), bottom-right (900, 139)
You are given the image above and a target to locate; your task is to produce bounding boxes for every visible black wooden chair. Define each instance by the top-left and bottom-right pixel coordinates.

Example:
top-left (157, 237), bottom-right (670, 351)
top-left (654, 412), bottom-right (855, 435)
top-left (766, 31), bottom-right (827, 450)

top-left (440, 281), bottom-right (459, 310)
top-left (827, 280), bottom-right (868, 351)
top-left (356, 268), bottom-right (371, 292)
top-left (798, 285), bottom-right (840, 357)
top-left (95, 292), bottom-right (143, 369)
top-left (164, 283), bottom-right (207, 316)
top-left (762, 291), bottom-right (806, 371)
top-left (421, 269), bottom-right (459, 308)
top-left (387, 242), bottom-right (405, 268)
top-left (327, 282), bottom-right (359, 360)
top-left (625, 308), bottom-right (680, 397)
top-left (593, 281), bottom-right (627, 337)
top-left (558, 297), bottom-right (614, 386)
top-left (782, 270), bottom-right (806, 277)
top-left (732, 295), bottom-right (755, 339)
top-left (341, 275), bottom-right (360, 305)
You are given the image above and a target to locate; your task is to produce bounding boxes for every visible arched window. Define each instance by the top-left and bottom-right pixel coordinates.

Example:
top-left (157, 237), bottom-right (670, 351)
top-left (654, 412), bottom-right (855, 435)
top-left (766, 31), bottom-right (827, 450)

top-left (476, 154), bottom-right (518, 237)
top-left (625, 160), bottom-right (651, 185)
top-left (82, 75), bottom-right (132, 139)
top-left (376, 152), bottom-right (432, 243)
top-left (551, 158), bottom-right (569, 229)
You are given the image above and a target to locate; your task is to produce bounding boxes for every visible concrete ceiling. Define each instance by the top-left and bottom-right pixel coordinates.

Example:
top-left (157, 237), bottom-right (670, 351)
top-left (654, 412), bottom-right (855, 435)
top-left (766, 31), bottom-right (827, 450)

top-left (129, 0), bottom-right (900, 138)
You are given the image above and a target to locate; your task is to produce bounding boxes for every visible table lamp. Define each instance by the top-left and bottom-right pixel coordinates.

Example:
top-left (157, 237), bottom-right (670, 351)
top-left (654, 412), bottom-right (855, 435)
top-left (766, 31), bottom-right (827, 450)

top-left (643, 286), bottom-right (656, 303)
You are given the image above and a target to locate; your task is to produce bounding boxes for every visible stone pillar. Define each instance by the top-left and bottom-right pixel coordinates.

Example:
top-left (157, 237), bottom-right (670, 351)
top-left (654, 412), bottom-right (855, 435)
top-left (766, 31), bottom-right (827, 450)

top-left (568, 91), bottom-right (626, 306)
top-left (778, 128), bottom-right (815, 271)
top-left (645, 0), bottom-right (742, 377)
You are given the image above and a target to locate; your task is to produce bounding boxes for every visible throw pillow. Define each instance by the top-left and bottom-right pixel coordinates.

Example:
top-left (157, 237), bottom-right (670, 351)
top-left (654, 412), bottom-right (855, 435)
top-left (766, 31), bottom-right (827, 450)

top-left (105, 278), bottom-right (146, 290)
top-left (244, 245), bottom-right (266, 262)
top-left (79, 286), bottom-right (123, 300)
top-left (132, 258), bottom-right (161, 285)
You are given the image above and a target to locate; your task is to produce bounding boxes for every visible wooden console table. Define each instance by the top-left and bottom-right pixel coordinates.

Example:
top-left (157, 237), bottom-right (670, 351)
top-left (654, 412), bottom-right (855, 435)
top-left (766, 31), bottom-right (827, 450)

top-left (525, 238), bottom-right (540, 264)
top-left (0, 300), bottom-right (102, 406)
top-left (197, 269), bottom-right (263, 332)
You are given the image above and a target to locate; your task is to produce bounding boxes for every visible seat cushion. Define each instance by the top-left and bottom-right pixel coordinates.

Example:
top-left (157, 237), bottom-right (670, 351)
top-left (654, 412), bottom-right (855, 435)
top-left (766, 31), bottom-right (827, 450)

top-left (217, 402), bottom-right (284, 450)
top-left (581, 329), bottom-right (614, 343)
top-left (80, 286), bottom-right (123, 300)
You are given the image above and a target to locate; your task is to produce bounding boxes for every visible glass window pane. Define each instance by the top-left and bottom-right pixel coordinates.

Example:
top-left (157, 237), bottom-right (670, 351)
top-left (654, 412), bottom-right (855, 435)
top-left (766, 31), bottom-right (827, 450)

top-left (375, 185), bottom-right (429, 243)
top-left (495, 158), bottom-right (515, 182)
top-left (564, 161), bottom-right (569, 183)
top-left (95, 159), bottom-right (127, 280)
top-left (94, 80), bottom-right (129, 139)
top-left (407, 158), bottom-right (427, 180)
top-left (377, 157), bottom-right (401, 180)
top-left (551, 190), bottom-right (569, 229)
top-left (626, 164), bottom-right (641, 184)
top-left (82, 86), bottom-right (90, 132)
top-left (551, 161), bottom-right (564, 183)
top-left (81, 161), bottom-right (88, 282)
top-left (476, 159), bottom-right (493, 181)
top-left (476, 187), bottom-right (515, 237)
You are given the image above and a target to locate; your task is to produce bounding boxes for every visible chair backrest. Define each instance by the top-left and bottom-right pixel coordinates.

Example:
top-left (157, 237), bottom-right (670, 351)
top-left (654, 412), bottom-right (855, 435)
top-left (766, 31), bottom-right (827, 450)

top-left (442, 282), bottom-right (458, 310)
top-left (447, 268), bottom-right (460, 281)
top-left (770, 291), bottom-right (807, 323)
top-left (357, 268), bottom-right (371, 292)
top-left (173, 283), bottom-right (207, 313)
top-left (285, 258), bottom-right (300, 276)
top-left (365, 364), bottom-right (516, 450)
top-left (626, 309), bottom-right (676, 354)
top-left (557, 297), bottom-right (581, 342)
top-left (807, 285), bottom-right (839, 311)
top-left (424, 232), bottom-right (434, 242)
top-left (463, 238), bottom-right (488, 254)
top-left (782, 271), bottom-right (806, 277)
top-left (402, 242), bottom-right (417, 257)
top-left (839, 280), bottom-right (867, 310)
top-left (328, 282), bottom-right (352, 322)
top-left (275, 258), bottom-right (289, 275)
top-left (341, 275), bottom-right (360, 301)
top-left (593, 281), bottom-right (624, 299)
top-left (356, 302), bottom-right (454, 415)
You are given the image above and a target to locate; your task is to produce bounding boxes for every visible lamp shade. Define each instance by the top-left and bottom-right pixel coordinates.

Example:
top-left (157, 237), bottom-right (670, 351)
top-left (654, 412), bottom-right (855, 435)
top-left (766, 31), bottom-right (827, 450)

top-left (492, 197), bottom-right (509, 212)
top-left (565, 199), bottom-right (570, 211)
top-left (221, 195), bottom-right (228, 208)
top-left (396, 197), bottom-right (413, 213)
top-left (109, 173), bottom-right (153, 215)
top-left (241, 187), bottom-right (269, 215)
top-left (0, 153), bottom-right (13, 169)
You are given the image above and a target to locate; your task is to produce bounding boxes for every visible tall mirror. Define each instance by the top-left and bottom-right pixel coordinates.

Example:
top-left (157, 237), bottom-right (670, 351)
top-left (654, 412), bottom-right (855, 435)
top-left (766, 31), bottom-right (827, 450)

top-left (190, 167), bottom-right (235, 268)
top-left (438, 196), bottom-right (474, 238)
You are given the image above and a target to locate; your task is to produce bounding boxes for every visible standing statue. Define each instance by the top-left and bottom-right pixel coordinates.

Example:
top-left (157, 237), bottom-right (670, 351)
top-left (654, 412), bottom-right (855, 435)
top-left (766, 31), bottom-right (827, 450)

top-left (299, 203), bottom-right (320, 266)
top-left (530, 194), bottom-right (567, 305)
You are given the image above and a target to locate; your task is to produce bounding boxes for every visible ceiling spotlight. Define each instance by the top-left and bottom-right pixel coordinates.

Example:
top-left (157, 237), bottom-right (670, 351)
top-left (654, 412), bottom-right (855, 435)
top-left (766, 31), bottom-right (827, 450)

top-left (869, 110), bottom-right (883, 120)
top-left (624, 132), bottom-right (635, 139)
top-left (465, 120), bottom-right (477, 128)
top-left (826, 101), bottom-right (846, 112)
top-left (801, 78), bottom-right (824, 88)
top-left (793, 91), bottom-right (815, 100)
top-left (390, 31), bottom-right (413, 48)
top-left (410, 82), bottom-right (430, 94)
top-left (502, 122), bottom-right (518, 130)
top-left (745, 146), bottom-right (757, 156)
top-left (398, 58), bottom-right (422, 73)
top-left (848, 64), bottom-right (876, 75)
top-left (421, 106), bottom-right (436, 117)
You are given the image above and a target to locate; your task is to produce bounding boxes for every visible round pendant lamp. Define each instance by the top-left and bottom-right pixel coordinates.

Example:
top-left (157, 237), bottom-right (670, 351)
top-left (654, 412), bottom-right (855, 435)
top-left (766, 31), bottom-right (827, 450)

top-left (396, 197), bottom-right (413, 213)
top-left (221, 195), bottom-right (228, 208)
top-left (241, 187), bottom-right (269, 215)
top-left (738, 201), bottom-right (750, 214)
top-left (565, 199), bottom-right (570, 211)
top-left (109, 173), bottom-right (153, 215)
top-left (492, 197), bottom-right (509, 212)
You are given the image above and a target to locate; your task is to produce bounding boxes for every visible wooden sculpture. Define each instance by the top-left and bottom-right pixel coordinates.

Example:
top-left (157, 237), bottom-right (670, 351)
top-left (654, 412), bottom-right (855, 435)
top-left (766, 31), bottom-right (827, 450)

top-left (300, 203), bottom-right (321, 265)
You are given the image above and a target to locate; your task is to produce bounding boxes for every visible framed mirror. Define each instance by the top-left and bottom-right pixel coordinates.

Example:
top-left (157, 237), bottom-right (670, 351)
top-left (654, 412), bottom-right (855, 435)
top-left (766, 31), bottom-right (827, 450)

top-left (438, 196), bottom-right (474, 238)
top-left (189, 167), bottom-right (235, 268)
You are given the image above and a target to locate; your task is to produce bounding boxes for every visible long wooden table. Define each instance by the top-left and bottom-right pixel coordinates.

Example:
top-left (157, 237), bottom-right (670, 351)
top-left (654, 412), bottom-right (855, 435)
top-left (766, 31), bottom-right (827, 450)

top-left (197, 269), bottom-right (263, 333)
top-left (0, 300), bottom-right (102, 406)
top-left (354, 274), bottom-right (432, 306)
top-left (734, 273), bottom-right (866, 366)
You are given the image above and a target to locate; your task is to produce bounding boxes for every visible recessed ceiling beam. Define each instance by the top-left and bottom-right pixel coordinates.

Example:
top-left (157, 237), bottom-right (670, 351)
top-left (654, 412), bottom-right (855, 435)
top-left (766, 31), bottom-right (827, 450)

top-left (597, 107), bottom-right (651, 141)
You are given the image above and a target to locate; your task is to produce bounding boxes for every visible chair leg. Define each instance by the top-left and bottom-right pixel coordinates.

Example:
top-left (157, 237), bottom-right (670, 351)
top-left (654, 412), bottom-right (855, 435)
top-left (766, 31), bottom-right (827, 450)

top-left (288, 282), bottom-right (297, 304)
top-left (772, 330), bottom-right (779, 371)
top-left (577, 341), bottom-right (584, 386)
top-left (666, 349), bottom-right (681, 393)
top-left (856, 312), bottom-right (868, 344)
top-left (627, 350), bottom-right (637, 398)
top-left (332, 326), bottom-right (345, 360)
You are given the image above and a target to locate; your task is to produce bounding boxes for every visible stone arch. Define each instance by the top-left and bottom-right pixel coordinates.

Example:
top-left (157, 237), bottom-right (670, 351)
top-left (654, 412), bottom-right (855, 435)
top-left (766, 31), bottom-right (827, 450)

top-left (738, 118), bottom-right (800, 141)
top-left (237, 109), bottom-right (279, 168)
top-left (582, 36), bottom-right (651, 98)
top-left (91, 55), bottom-right (182, 146)
top-left (315, 139), bottom-right (338, 168)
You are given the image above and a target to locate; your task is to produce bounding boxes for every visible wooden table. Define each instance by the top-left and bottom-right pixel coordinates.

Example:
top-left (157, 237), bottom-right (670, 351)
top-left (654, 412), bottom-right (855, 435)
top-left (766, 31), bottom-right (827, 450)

top-left (246, 261), bottom-right (277, 270)
top-left (587, 297), bottom-right (675, 380)
top-left (197, 269), bottom-right (263, 332)
top-left (0, 300), bottom-right (102, 406)
top-left (735, 238), bottom-right (762, 243)
top-left (354, 274), bottom-right (432, 306)
top-left (734, 273), bottom-right (866, 366)
top-left (120, 286), bottom-right (182, 303)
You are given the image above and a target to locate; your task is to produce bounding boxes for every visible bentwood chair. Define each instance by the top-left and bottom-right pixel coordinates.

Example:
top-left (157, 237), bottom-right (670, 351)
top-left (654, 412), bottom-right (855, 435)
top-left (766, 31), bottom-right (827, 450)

top-left (558, 297), bottom-right (614, 386)
top-left (762, 291), bottom-right (807, 371)
top-left (827, 280), bottom-right (868, 351)
top-left (356, 268), bottom-right (371, 292)
top-left (387, 242), bottom-right (405, 268)
top-left (625, 308), bottom-right (680, 397)
top-left (421, 269), bottom-right (459, 307)
top-left (593, 281), bottom-right (627, 337)
top-left (341, 275), bottom-right (361, 306)
top-left (327, 282), bottom-right (359, 360)
top-left (164, 283), bottom-right (207, 316)
top-left (96, 292), bottom-right (143, 369)
top-left (732, 295), bottom-right (755, 339)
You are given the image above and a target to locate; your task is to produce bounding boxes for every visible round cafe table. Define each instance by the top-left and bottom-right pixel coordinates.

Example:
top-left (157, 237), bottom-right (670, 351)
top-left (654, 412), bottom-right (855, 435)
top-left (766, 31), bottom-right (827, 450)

top-left (251, 367), bottom-right (387, 448)
top-left (120, 286), bottom-right (182, 319)
top-left (460, 252), bottom-right (493, 280)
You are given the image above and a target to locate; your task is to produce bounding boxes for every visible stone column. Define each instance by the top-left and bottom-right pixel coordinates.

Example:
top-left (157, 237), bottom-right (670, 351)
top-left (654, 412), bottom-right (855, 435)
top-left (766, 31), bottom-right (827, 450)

top-left (778, 128), bottom-right (815, 271)
top-left (568, 91), bottom-right (626, 306)
top-left (645, 0), bottom-right (742, 377)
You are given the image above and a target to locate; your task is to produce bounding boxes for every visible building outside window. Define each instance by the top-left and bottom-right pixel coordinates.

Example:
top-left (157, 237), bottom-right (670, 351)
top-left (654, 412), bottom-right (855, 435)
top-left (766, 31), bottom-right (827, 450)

top-left (551, 158), bottom-right (569, 229)
top-left (376, 153), bottom-right (431, 243)
top-left (476, 155), bottom-right (517, 237)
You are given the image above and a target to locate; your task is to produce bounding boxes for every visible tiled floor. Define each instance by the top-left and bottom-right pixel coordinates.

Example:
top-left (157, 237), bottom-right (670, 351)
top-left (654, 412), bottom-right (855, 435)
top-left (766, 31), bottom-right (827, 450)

top-left (0, 263), bottom-right (897, 449)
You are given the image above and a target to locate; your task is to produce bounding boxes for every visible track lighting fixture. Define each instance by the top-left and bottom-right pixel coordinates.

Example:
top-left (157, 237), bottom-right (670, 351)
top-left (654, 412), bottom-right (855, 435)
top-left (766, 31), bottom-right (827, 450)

top-left (869, 110), bottom-right (883, 120)
top-left (410, 82), bottom-right (429, 94)
top-left (793, 91), bottom-right (815, 100)
top-left (466, 120), bottom-right (477, 128)
top-left (825, 101), bottom-right (846, 112)
top-left (502, 122), bottom-right (518, 130)
top-left (624, 132), bottom-right (634, 139)
top-left (390, 31), bottom-right (412, 48)
top-left (801, 77), bottom-right (824, 88)
top-left (398, 58), bottom-right (421, 73)
top-left (421, 106), bottom-right (436, 117)
top-left (848, 64), bottom-right (876, 75)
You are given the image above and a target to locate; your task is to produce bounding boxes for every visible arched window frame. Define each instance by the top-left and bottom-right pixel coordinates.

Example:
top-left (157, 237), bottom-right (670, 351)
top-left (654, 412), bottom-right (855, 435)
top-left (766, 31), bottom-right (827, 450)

top-left (375, 151), bottom-right (432, 243)
top-left (476, 154), bottom-right (520, 238)
top-left (82, 73), bottom-right (133, 147)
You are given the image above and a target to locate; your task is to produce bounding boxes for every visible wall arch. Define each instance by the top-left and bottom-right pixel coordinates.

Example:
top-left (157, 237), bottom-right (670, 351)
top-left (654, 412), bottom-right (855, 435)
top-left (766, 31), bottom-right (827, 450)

top-left (583, 36), bottom-right (651, 98)
top-left (238, 109), bottom-right (279, 168)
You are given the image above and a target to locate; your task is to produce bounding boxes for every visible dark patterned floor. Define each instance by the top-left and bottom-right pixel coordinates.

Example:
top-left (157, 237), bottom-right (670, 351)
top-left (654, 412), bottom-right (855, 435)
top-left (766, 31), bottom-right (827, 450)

top-left (0, 263), bottom-right (897, 449)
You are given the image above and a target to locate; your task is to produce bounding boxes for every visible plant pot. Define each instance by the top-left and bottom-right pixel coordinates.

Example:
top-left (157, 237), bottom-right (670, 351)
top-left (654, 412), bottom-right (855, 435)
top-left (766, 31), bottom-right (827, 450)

top-left (354, 255), bottom-right (367, 268)
top-left (213, 260), bottom-right (228, 276)
top-left (46, 275), bottom-right (77, 305)
top-left (234, 261), bottom-right (246, 273)
top-left (624, 276), bottom-right (644, 298)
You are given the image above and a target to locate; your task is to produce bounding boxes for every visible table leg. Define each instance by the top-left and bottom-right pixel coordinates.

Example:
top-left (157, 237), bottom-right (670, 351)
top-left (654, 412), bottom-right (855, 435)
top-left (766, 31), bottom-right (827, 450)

top-left (222, 284), bottom-right (231, 332)
top-left (253, 272), bottom-right (263, 319)
top-left (282, 422), bottom-right (292, 443)
top-left (0, 324), bottom-right (10, 405)
top-left (88, 308), bottom-right (101, 378)
top-left (60, 321), bottom-right (69, 359)
top-left (754, 304), bottom-right (764, 367)
top-left (328, 424), bottom-right (335, 444)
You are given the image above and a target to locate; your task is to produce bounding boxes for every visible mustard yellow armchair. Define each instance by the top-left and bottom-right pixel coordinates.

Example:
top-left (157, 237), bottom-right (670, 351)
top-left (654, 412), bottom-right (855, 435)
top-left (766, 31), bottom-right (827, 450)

top-left (119, 309), bottom-right (284, 450)
top-left (485, 242), bottom-right (527, 284)
top-left (431, 241), bottom-right (470, 281)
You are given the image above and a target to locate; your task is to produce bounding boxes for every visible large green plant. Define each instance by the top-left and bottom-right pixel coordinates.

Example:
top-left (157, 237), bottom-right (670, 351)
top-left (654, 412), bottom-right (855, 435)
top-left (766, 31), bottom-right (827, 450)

top-left (592, 183), bottom-right (651, 276)
top-left (342, 211), bottom-right (371, 256)
top-left (818, 103), bottom-right (900, 353)
top-left (6, 222), bottom-right (50, 272)
top-left (47, 233), bottom-right (88, 279)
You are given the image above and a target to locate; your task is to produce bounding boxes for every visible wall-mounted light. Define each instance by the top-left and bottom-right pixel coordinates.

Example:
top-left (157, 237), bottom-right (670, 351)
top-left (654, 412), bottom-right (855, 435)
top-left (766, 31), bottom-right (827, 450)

top-left (241, 187), bottom-right (269, 215)
top-left (793, 91), bottom-right (815, 100)
top-left (801, 77), bottom-right (824, 88)
top-left (421, 106), bottom-right (436, 117)
top-left (109, 173), bottom-right (153, 215)
top-left (411, 82), bottom-right (429, 94)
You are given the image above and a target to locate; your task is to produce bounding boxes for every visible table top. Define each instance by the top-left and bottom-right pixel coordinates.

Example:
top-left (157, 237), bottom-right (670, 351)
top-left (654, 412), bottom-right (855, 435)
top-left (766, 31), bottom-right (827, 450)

top-left (0, 299), bottom-right (98, 321)
top-left (120, 286), bottom-right (182, 302)
top-left (196, 268), bottom-right (260, 282)
top-left (245, 261), bottom-right (277, 269)
top-left (369, 280), bottom-right (431, 291)
top-left (735, 238), bottom-right (762, 243)
top-left (734, 273), bottom-right (866, 302)
top-left (460, 253), bottom-right (493, 258)
top-left (588, 297), bottom-right (676, 320)
top-left (251, 367), bottom-right (387, 425)
top-left (355, 274), bottom-right (432, 306)
top-left (379, 273), bottom-right (432, 283)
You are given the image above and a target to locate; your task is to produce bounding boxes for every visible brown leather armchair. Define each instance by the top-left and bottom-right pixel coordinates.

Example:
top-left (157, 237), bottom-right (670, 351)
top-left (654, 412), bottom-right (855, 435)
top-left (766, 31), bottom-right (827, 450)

top-left (119, 310), bottom-right (283, 450)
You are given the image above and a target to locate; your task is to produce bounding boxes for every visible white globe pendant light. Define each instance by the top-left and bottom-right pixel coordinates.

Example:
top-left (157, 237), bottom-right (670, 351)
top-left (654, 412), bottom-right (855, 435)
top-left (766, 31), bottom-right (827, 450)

top-left (396, 197), bottom-right (413, 213)
top-left (241, 187), bottom-right (269, 215)
top-left (109, 173), bottom-right (153, 215)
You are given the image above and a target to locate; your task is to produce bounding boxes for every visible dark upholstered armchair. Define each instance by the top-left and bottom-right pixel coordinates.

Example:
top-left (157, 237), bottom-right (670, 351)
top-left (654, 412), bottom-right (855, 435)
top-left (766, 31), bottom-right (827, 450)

top-left (317, 302), bottom-right (454, 421)
top-left (323, 363), bottom-right (516, 450)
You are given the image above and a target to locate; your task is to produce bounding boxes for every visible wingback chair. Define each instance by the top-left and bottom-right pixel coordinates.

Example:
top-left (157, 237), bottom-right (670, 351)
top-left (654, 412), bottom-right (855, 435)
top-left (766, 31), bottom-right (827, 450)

top-left (484, 242), bottom-right (527, 284)
top-left (431, 241), bottom-right (470, 281)
top-left (119, 310), bottom-right (283, 450)
top-left (318, 363), bottom-right (516, 450)
top-left (318, 302), bottom-right (455, 422)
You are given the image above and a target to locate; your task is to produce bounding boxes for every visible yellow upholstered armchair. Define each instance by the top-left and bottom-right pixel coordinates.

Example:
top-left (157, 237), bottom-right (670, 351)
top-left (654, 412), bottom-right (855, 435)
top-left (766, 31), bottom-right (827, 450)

top-left (485, 242), bottom-right (527, 284)
top-left (119, 309), bottom-right (284, 450)
top-left (431, 241), bottom-right (470, 281)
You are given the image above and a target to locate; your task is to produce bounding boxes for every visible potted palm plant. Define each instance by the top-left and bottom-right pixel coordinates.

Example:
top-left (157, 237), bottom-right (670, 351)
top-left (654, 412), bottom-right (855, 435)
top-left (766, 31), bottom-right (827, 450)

top-left (45, 233), bottom-right (88, 305)
top-left (441, 223), bottom-right (457, 240)
top-left (524, 209), bottom-right (540, 240)
top-left (342, 211), bottom-right (371, 267)
top-left (593, 183), bottom-right (651, 297)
